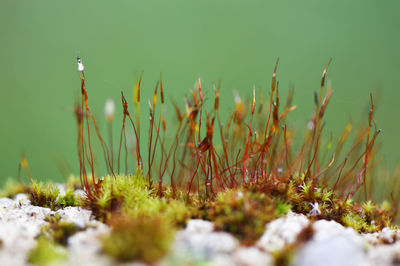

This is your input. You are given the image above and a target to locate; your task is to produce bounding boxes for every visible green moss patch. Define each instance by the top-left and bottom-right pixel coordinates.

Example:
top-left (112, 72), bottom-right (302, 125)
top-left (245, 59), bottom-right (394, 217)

top-left (27, 236), bottom-right (67, 266)
top-left (101, 214), bottom-right (174, 263)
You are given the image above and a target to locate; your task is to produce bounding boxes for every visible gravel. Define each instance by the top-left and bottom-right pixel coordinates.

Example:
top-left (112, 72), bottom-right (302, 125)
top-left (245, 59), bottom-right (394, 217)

top-left (0, 195), bottom-right (399, 266)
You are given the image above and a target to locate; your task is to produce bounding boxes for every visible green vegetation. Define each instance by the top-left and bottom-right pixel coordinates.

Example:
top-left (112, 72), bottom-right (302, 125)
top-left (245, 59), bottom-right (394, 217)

top-left (27, 213), bottom-right (83, 265)
top-left (26, 236), bottom-right (67, 266)
top-left (29, 180), bottom-right (79, 211)
top-left (0, 178), bottom-right (30, 198)
top-left (30, 181), bottom-right (60, 210)
top-left (101, 214), bottom-right (175, 263)
top-left (81, 171), bottom-right (190, 225)
top-left (71, 58), bottom-right (397, 260)
top-left (57, 187), bottom-right (79, 209)
top-left (2, 59), bottom-right (399, 263)
top-left (194, 189), bottom-right (291, 245)
top-left (41, 213), bottom-right (84, 246)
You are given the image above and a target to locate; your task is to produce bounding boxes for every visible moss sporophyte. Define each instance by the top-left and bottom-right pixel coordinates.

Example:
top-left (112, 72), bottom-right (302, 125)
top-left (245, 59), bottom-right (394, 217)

top-left (8, 57), bottom-right (399, 263)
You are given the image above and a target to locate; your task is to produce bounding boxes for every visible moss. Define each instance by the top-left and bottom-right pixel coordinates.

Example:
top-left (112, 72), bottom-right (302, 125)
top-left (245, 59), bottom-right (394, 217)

top-left (101, 214), bottom-right (174, 263)
top-left (29, 180), bottom-right (79, 211)
top-left (342, 212), bottom-right (367, 232)
top-left (272, 244), bottom-right (296, 266)
top-left (81, 173), bottom-right (191, 225)
top-left (194, 190), bottom-right (290, 245)
top-left (276, 199), bottom-right (292, 216)
top-left (65, 175), bottom-right (82, 190)
top-left (81, 172), bottom-right (148, 221)
top-left (0, 178), bottom-right (30, 198)
top-left (30, 181), bottom-right (60, 210)
top-left (362, 200), bottom-right (376, 214)
top-left (57, 187), bottom-right (78, 208)
top-left (26, 236), bottom-right (67, 266)
top-left (41, 213), bottom-right (83, 246)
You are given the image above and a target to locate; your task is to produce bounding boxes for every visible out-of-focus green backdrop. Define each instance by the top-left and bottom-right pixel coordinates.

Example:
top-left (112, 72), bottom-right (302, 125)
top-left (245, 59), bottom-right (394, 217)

top-left (0, 0), bottom-right (399, 186)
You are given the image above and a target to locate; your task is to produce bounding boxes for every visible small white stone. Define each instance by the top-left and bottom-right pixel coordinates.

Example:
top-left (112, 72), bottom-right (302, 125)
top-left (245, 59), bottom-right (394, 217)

top-left (185, 219), bottom-right (214, 234)
top-left (367, 241), bottom-right (400, 265)
top-left (68, 222), bottom-right (111, 266)
top-left (0, 198), bottom-right (16, 209)
top-left (379, 228), bottom-right (396, 244)
top-left (0, 200), bottom-right (53, 264)
top-left (14, 193), bottom-right (30, 205)
top-left (294, 235), bottom-right (369, 266)
top-left (55, 183), bottom-right (66, 197)
top-left (56, 206), bottom-right (92, 228)
top-left (74, 189), bottom-right (86, 199)
top-left (211, 254), bottom-right (236, 266)
top-left (312, 220), bottom-right (365, 247)
top-left (361, 232), bottom-right (380, 245)
top-left (257, 212), bottom-right (310, 252)
top-left (233, 247), bottom-right (272, 266)
top-left (173, 230), bottom-right (238, 261)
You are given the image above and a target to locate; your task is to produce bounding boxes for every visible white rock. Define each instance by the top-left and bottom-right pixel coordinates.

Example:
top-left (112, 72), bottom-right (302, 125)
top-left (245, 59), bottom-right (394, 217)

top-left (293, 219), bottom-right (371, 266)
top-left (379, 227), bottom-right (397, 244)
top-left (14, 193), bottom-right (30, 205)
top-left (173, 230), bottom-right (238, 261)
top-left (294, 235), bottom-right (370, 266)
top-left (257, 212), bottom-right (310, 252)
top-left (0, 198), bottom-right (17, 209)
top-left (361, 232), bottom-right (380, 245)
top-left (367, 241), bottom-right (400, 266)
top-left (0, 199), bottom-right (53, 265)
top-left (185, 219), bottom-right (214, 234)
top-left (211, 254), bottom-right (236, 266)
top-left (56, 206), bottom-right (92, 228)
top-left (56, 183), bottom-right (66, 197)
top-left (74, 189), bottom-right (86, 199)
top-left (233, 247), bottom-right (272, 266)
top-left (312, 219), bottom-right (365, 247)
top-left (68, 222), bottom-right (111, 266)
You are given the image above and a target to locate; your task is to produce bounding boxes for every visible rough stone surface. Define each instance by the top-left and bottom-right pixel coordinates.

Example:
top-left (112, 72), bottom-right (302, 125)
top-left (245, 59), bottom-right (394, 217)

top-left (1, 196), bottom-right (400, 266)
top-left (367, 241), bottom-right (400, 266)
top-left (0, 196), bottom-right (102, 266)
top-left (185, 219), bottom-right (214, 234)
top-left (173, 230), bottom-right (239, 260)
top-left (312, 219), bottom-right (365, 246)
top-left (56, 206), bottom-right (92, 228)
top-left (233, 247), bottom-right (273, 266)
top-left (14, 193), bottom-right (30, 204)
top-left (56, 183), bottom-right (66, 197)
top-left (68, 222), bottom-right (111, 266)
top-left (378, 227), bottom-right (398, 244)
top-left (74, 189), bottom-right (86, 199)
top-left (292, 219), bottom-right (369, 266)
top-left (0, 197), bottom-right (52, 265)
top-left (257, 212), bottom-right (310, 252)
top-left (294, 234), bottom-right (369, 266)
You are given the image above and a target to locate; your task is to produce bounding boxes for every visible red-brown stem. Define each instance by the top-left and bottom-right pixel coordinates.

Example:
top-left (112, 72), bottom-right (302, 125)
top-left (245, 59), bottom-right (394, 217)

top-left (148, 101), bottom-right (155, 187)
top-left (118, 116), bottom-right (126, 174)
top-left (333, 130), bottom-right (367, 190)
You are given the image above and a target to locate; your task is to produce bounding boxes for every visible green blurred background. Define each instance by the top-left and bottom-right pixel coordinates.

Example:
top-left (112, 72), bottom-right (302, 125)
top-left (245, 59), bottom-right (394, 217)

top-left (0, 0), bottom-right (399, 188)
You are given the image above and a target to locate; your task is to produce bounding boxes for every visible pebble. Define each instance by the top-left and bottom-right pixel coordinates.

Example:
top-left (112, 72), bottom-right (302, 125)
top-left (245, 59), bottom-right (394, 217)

top-left (294, 234), bottom-right (369, 266)
top-left (233, 247), bottom-right (272, 266)
top-left (185, 219), bottom-right (214, 234)
top-left (257, 212), bottom-right (310, 252)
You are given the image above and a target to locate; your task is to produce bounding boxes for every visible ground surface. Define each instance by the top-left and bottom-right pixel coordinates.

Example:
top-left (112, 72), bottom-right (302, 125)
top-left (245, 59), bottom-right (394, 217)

top-left (1, 189), bottom-right (400, 266)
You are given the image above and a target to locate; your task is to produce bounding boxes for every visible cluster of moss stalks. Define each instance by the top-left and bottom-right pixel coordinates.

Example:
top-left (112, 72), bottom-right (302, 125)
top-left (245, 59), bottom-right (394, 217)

top-left (1, 169), bottom-right (397, 265)
top-left (3, 58), bottom-right (399, 265)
